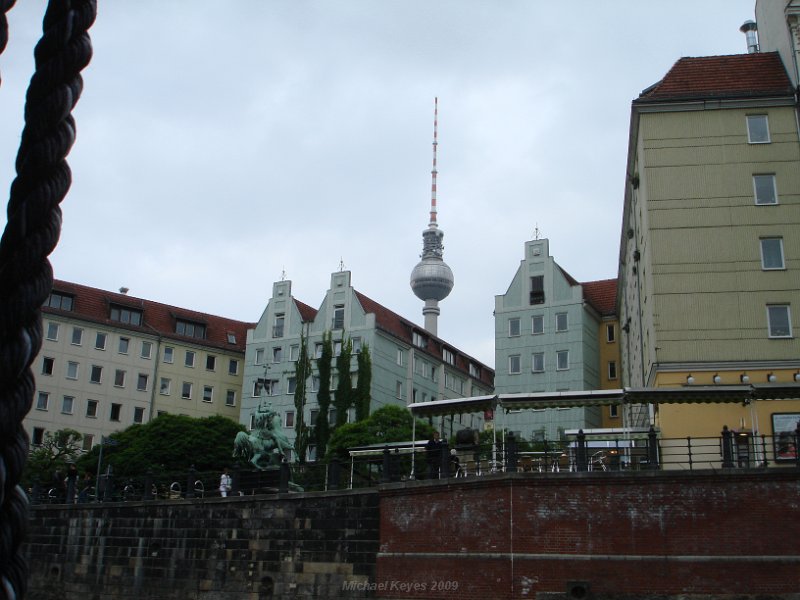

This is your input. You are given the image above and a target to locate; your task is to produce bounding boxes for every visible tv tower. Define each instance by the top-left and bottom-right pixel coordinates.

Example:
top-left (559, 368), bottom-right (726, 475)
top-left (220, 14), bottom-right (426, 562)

top-left (410, 97), bottom-right (454, 336)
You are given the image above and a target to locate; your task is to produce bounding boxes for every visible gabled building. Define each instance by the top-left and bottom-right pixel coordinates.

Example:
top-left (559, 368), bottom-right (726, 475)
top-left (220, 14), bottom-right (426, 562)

top-left (31, 280), bottom-right (252, 450)
top-left (494, 238), bottom-right (620, 440)
top-left (617, 48), bottom-right (800, 439)
top-left (243, 270), bottom-right (494, 460)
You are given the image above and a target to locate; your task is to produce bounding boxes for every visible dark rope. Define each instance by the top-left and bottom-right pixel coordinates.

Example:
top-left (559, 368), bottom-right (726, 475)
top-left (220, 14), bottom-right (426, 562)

top-left (0, 2), bottom-right (95, 599)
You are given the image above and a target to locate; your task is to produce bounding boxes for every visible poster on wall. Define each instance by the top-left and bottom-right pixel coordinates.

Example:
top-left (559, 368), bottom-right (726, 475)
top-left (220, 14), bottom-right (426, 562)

top-left (772, 413), bottom-right (800, 461)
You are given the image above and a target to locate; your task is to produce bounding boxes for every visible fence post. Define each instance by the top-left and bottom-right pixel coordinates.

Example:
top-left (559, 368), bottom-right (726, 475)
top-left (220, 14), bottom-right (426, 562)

top-left (686, 437), bottom-right (693, 471)
top-left (506, 432), bottom-right (518, 473)
top-left (279, 459), bottom-right (290, 493)
top-left (721, 426), bottom-right (735, 468)
top-left (645, 426), bottom-right (659, 470)
top-left (186, 465), bottom-right (196, 499)
top-left (440, 441), bottom-right (450, 479)
top-left (576, 430), bottom-right (588, 472)
top-left (328, 457), bottom-right (341, 490)
top-left (381, 446), bottom-right (391, 483)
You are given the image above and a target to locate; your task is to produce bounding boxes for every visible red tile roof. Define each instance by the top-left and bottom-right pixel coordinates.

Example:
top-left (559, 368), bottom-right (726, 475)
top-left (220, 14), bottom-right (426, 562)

top-left (45, 280), bottom-right (255, 352)
top-left (637, 52), bottom-right (793, 103)
top-left (294, 298), bottom-right (318, 323)
top-left (354, 290), bottom-right (494, 387)
top-left (582, 278), bottom-right (617, 317)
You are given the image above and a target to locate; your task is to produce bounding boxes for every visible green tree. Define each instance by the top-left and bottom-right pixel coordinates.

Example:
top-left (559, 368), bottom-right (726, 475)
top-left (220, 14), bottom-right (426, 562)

top-left (74, 414), bottom-right (245, 478)
top-left (355, 343), bottom-right (372, 421)
top-left (293, 331), bottom-right (312, 464)
top-left (314, 330), bottom-right (333, 456)
top-left (22, 428), bottom-right (83, 487)
top-left (333, 336), bottom-right (353, 427)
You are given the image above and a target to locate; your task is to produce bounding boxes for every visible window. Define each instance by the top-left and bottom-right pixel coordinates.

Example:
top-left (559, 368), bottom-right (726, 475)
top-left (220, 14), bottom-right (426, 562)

top-left (332, 305), bottom-right (344, 330)
top-left (44, 291), bottom-right (73, 311)
top-left (509, 354), bottom-right (521, 374)
top-left (61, 396), bottom-right (74, 414)
top-left (314, 343), bottom-right (323, 359)
top-left (252, 379), bottom-right (262, 397)
top-left (530, 275), bottom-right (545, 305)
top-left (263, 379), bottom-right (279, 396)
top-left (226, 331), bottom-right (237, 344)
top-left (395, 381), bottom-right (403, 399)
top-left (137, 373), bottom-right (149, 392)
top-left (753, 174), bottom-right (778, 205)
top-left (413, 331), bottom-right (427, 348)
top-left (557, 350), bottom-right (569, 370)
top-left (328, 408), bottom-right (337, 426)
top-left (82, 434), bottom-right (94, 451)
top-left (206, 354), bottom-right (217, 370)
top-left (443, 348), bottom-right (455, 365)
top-left (160, 377), bottom-right (171, 395)
top-left (163, 346), bottom-right (174, 363)
top-left (203, 385), bottom-right (213, 402)
top-left (760, 238), bottom-right (785, 270)
top-left (228, 359), bottom-right (239, 375)
top-left (118, 337), bottom-right (130, 354)
top-left (255, 348), bottom-right (265, 364)
top-left (767, 305), bottom-right (792, 338)
top-left (608, 361), bottom-right (618, 380)
top-left (396, 348), bottom-right (405, 366)
top-left (95, 332), bottom-right (107, 350)
top-left (36, 392), bottom-right (49, 411)
top-left (289, 345), bottom-right (300, 362)
top-left (114, 369), bottom-right (126, 387)
top-left (352, 337), bottom-right (362, 354)
top-left (46, 322), bottom-right (59, 341)
top-left (285, 411), bottom-right (295, 428)
top-left (66, 361), bottom-right (79, 380)
top-left (609, 405), bottom-right (619, 418)
top-left (185, 350), bottom-right (195, 367)
top-left (273, 313), bottom-right (285, 338)
top-left (42, 356), bottom-right (55, 375)
top-left (86, 400), bottom-right (100, 419)
top-left (133, 407), bottom-right (145, 424)
top-left (556, 312), bottom-right (568, 332)
top-left (287, 377), bottom-right (297, 394)
top-left (509, 317), bottom-right (521, 337)
top-left (746, 114), bottom-right (770, 143)
top-left (110, 304), bottom-right (142, 325)
top-left (181, 382), bottom-right (193, 399)
top-left (110, 403), bottom-right (121, 422)
top-left (606, 324), bottom-right (616, 343)
top-left (532, 352), bottom-right (545, 373)
top-left (71, 327), bottom-right (83, 345)
top-left (90, 365), bottom-right (102, 384)
top-left (334, 341), bottom-right (342, 356)
top-left (469, 363), bottom-right (480, 378)
top-left (273, 347), bottom-right (282, 363)
top-left (311, 377), bottom-right (320, 392)
top-left (141, 341), bottom-right (153, 359)
top-left (225, 390), bottom-right (236, 407)
top-left (32, 427), bottom-right (45, 446)
top-left (310, 409), bottom-right (319, 426)
top-left (532, 315), bottom-right (544, 335)
top-left (176, 319), bottom-right (206, 339)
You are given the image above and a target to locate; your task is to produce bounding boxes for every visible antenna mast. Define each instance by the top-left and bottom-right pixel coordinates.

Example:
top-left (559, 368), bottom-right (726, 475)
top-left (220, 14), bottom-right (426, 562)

top-left (429, 97), bottom-right (439, 227)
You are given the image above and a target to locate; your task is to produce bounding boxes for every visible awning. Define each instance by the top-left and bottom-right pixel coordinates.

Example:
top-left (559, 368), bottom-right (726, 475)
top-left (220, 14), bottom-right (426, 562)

top-left (499, 389), bottom-right (625, 410)
top-left (408, 394), bottom-right (498, 417)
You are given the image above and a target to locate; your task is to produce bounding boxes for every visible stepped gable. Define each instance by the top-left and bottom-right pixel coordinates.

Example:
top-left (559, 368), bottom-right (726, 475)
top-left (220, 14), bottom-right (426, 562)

top-left (582, 278), bottom-right (617, 317)
top-left (46, 279), bottom-right (254, 352)
top-left (353, 290), bottom-right (493, 386)
top-left (637, 52), bottom-right (793, 103)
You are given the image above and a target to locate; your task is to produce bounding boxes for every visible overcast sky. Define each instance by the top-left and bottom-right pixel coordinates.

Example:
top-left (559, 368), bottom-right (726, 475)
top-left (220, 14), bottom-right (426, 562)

top-left (1, 1), bottom-right (756, 368)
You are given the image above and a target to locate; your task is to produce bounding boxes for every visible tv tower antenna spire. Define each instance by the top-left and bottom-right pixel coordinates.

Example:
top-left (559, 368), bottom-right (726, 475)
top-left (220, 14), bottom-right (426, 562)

top-left (430, 96), bottom-right (439, 227)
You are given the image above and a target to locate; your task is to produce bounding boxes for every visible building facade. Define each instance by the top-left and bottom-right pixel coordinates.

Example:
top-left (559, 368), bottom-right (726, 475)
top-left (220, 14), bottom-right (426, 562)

top-left (494, 238), bottom-right (620, 440)
top-left (31, 281), bottom-right (251, 451)
top-left (617, 49), bottom-right (800, 438)
top-left (243, 270), bottom-right (494, 460)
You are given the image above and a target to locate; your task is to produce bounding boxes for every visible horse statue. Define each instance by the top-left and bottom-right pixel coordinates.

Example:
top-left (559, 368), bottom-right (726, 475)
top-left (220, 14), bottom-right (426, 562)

top-left (233, 402), bottom-right (295, 470)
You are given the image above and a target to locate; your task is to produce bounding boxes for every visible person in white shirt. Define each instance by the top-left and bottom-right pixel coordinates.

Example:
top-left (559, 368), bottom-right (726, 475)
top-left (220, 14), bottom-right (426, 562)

top-left (219, 467), bottom-right (232, 497)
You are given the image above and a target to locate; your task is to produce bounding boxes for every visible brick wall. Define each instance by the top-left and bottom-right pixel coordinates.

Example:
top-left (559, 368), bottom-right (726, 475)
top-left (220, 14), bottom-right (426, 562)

top-left (25, 489), bottom-right (379, 600)
top-left (377, 470), bottom-right (800, 599)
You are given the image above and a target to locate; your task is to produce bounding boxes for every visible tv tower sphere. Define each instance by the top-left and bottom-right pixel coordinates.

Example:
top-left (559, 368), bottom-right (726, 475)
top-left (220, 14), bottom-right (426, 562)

top-left (410, 227), bottom-right (454, 302)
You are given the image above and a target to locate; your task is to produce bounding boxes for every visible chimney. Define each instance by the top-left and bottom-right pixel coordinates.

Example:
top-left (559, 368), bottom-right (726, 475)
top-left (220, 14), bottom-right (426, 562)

top-left (739, 20), bottom-right (759, 54)
top-left (119, 287), bottom-right (129, 295)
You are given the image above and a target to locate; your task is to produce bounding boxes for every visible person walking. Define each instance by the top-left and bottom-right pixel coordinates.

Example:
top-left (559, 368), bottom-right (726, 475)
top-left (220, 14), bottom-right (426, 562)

top-left (219, 467), bottom-right (232, 497)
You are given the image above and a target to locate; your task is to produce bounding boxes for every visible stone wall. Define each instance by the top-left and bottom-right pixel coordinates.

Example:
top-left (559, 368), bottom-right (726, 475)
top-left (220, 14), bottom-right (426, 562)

top-left (26, 489), bottom-right (378, 600)
top-left (377, 469), bottom-right (800, 599)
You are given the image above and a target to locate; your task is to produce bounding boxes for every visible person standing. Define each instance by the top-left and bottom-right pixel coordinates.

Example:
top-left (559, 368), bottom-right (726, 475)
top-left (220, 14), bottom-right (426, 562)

top-left (219, 467), bottom-right (232, 497)
top-left (425, 431), bottom-right (443, 479)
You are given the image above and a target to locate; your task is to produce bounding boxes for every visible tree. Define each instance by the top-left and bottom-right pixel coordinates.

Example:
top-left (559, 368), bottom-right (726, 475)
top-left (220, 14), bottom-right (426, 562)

top-left (22, 428), bottom-right (83, 487)
top-left (293, 331), bottom-right (312, 463)
top-left (314, 330), bottom-right (333, 457)
top-left (333, 336), bottom-right (353, 427)
top-left (73, 414), bottom-right (245, 478)
top-left (355, 343), bottom-right (372, 421)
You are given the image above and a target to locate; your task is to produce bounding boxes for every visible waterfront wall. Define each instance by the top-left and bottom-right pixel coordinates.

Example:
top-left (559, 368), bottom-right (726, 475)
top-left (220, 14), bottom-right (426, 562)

top-left (26, 470), bottom-right (800, 599)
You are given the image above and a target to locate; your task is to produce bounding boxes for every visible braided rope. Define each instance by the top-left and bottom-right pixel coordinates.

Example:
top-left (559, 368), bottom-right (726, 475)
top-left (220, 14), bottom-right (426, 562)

top-left (0, 2), bottom-right (95, 599)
